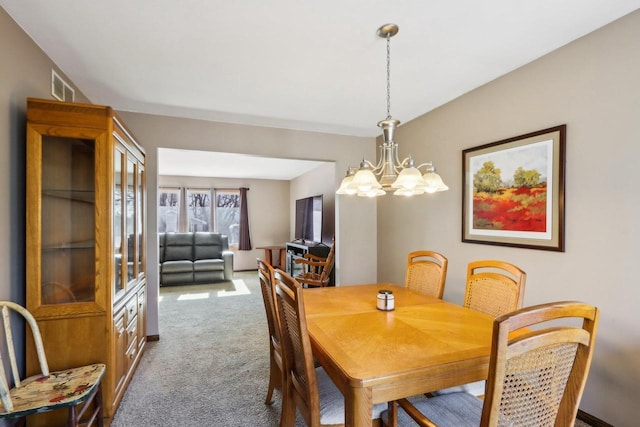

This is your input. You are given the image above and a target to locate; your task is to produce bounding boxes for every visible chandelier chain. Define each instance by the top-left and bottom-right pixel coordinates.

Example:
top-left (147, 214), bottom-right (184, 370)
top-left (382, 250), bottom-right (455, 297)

top-left (386, 33), bottom-right (391, 120)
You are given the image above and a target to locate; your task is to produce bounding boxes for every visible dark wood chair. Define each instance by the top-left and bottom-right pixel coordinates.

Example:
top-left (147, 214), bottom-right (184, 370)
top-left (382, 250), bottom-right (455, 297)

top-left (382, 301), bottom-right (600, 426)
top-left (404, 250), bottom-right (448, 299)
top-left (257, 258), bottom-right (283, 405)
top-left (0, 301), bottom-right (105, 426)
top-left (294, 240), bottom-right (335, 287)
top-left (274, 269), bottom-right (386, 426)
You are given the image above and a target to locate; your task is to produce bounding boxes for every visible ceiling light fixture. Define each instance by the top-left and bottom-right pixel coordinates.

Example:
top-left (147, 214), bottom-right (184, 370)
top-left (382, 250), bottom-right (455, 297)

top-left (336, 24), bottom-right (448, 198)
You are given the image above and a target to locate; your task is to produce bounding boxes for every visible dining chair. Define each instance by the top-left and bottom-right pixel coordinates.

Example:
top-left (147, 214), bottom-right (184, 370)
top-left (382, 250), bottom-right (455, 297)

top-left (274, 269), bottom-right (386, 426)
top-left (381, 301), bottom-right (600, 427)
top-left (431, 259), bottom-right (527, 398)
top-left (257, 258), bottom-right (283, 405)
top-left (294, 239), bottom-right (335, 288)
top-left (464, 259), bottom-right (526, 318)
top-left (404, 251), bottom-right (448, 299)
top-left (0, 301), bottom-right (106, 426)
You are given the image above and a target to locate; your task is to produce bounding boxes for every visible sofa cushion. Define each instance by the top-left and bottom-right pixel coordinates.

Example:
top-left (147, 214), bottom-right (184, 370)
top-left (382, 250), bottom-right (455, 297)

top-left (161, 271), bottom-right (194, 286)
top-left (194, 232), bottom-right (226, 260)
top-left (159, 233), bottom-right (166, 263)
top-left (164, 233), bottom-right (194, 261)
top-left (162, 260), bottom-right (194, 274)
top-left (194, 259), bottom-right (225, 272)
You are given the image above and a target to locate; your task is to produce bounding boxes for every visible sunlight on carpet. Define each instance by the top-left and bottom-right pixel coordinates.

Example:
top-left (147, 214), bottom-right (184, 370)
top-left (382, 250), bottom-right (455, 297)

top-left (217, 278), bottom-right (251, 297)
top-left (177, 292), bottom-right (210, 300)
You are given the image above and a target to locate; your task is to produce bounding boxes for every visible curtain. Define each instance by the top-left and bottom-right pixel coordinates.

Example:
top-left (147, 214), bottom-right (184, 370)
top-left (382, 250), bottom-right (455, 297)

top-left (239, 187), bottom-right (252, 250)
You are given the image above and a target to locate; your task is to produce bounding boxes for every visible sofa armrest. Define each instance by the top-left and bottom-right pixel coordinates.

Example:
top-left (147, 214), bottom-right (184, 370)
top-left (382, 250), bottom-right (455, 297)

top-left (222, 250), bottom-right (234, 280)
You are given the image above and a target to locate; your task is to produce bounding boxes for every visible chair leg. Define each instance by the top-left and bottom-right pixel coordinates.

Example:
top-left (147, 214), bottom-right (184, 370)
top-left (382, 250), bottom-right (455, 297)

top-left (69, 406), bottom-right (78, 427)
top-left (385, 401), bottom-right (398, 427)
top-left (96, 384), bottom-right (104, 427)
top-left (68, 383), bottom-right (104, 427)
top-left (279, 374), bottom-right (296, 427)
top-left (266, 351), bottom-right (282, 404)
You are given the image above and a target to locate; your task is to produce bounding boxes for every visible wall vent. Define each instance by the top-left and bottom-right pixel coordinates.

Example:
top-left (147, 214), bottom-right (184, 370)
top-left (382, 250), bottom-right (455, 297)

top-left (51, 69), bottom-right (75, 102)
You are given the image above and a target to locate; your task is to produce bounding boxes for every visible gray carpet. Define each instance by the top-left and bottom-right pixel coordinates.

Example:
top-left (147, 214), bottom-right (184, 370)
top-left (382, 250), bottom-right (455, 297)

top-left (112, 271), bottom-right (288, 426)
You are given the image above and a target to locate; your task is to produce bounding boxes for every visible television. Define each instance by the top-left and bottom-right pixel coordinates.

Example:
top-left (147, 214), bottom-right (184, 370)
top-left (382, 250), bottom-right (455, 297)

top-left (294, 195), bottom-right (323, 244)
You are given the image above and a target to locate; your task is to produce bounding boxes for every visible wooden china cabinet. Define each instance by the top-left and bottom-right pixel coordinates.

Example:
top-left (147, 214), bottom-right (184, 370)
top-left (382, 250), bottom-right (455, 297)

top-left (25, 98), bottom-right (146, 425)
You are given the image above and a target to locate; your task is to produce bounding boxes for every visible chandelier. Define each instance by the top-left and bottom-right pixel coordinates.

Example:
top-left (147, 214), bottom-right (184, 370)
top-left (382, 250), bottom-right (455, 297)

top-left (336, 24), bottom-right (448, 197)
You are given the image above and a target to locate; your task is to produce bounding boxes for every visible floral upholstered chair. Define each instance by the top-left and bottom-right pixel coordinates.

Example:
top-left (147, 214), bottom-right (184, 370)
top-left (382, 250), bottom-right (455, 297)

top-left (0, 301), bottom-right (105, 426)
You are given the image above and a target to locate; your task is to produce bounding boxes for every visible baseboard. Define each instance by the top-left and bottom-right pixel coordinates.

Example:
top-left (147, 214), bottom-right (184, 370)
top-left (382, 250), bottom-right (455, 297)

top-left (577, 409), bottom-right (613, 427)
top-left (147, 334), bottom-right (160, 342)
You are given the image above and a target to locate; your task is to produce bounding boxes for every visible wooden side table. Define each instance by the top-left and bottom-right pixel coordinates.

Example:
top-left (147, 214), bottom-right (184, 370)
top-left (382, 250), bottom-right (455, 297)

top-left (257, 245), bottom-right (286, 270)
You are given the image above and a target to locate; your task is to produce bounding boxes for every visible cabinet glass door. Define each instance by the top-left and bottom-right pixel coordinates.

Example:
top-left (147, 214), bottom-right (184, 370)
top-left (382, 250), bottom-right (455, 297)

top-left (136, 164), bottom-right (145, 278)
top-left (40, 136), bottom-right (95, 304)
top-left (114, 148), bottom-right (125, 295)
top-left (126, 157), bottom-right (135, 283)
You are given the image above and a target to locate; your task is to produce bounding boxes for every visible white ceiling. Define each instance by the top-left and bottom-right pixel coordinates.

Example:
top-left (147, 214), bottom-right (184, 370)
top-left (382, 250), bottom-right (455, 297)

top-left (158, 148), bottom-right (328, 180)
top-left (3, 0), bottom-right (640, 178)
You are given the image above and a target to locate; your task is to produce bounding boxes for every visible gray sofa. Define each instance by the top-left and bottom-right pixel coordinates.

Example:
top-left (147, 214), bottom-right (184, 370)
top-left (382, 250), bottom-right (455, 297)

top-left (159, 232), bottom-right (234, 286)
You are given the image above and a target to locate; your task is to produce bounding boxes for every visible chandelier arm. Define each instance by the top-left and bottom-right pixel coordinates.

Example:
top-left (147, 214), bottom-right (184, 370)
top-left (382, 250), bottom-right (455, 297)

top-left (414, 161), bottom-right (434, 170)
top-left (361, 158), bottom-right (379, 170)
top-left (394, 149), bottom-right (412, 171)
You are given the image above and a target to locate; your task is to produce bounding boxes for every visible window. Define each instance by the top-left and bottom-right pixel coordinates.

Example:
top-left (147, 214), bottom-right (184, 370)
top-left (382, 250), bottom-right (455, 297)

top-left (158, 187), bottom-right (181, 232)
top-left (186, 188), bottom-right (211, 232)
top-left (215, 190), bottom-right (240, 247)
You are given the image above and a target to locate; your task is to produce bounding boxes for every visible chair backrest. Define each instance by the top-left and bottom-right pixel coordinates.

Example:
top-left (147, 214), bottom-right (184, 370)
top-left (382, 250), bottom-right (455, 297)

top-left (0, 301), bottom-right (49, 412)
top-left (464, 260), bottom-right (526, 318)
top-left (273, 269), bottom-right (320, 426)
top-left (257, 259), bottom-right (280, 350)
top-left (404, 250), bottom-right (448, 299)
top-left (481, 301), bottom-right (599, 426)
top-left (319, 241), bottom-right (336, 283)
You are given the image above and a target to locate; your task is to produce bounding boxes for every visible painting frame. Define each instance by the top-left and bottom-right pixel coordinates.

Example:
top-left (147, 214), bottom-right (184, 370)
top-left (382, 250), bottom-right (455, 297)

top-left (462, 125), bottom-right (566, 252)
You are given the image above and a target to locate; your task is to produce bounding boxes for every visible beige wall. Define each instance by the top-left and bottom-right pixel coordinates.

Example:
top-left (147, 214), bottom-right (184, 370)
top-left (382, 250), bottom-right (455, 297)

top-left (7, 2), bottom-right (638, 423)
top-left (157, 174), bottom-right (291, 271)
top-left (119, 111), bottom-right (378, 338)
top-left (377, 10), bottom-right (640, 426)
top-left (2, 2), bottom-right (378, 374)
top-left (290, 162), bottom-right (336, 245)
top-left (0, 8), bottom-right (92, 380)
top-left (0, 7), bottom-right (89, 302)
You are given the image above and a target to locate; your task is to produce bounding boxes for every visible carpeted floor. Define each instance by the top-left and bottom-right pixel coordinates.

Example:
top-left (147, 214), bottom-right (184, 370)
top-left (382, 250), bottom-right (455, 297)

top-left (112, 270), bottom-right (594, 427)
top-left (112, 271), bottom-right (290, 426)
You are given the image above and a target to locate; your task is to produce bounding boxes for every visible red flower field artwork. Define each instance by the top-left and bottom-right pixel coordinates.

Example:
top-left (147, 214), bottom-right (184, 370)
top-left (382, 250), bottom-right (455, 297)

top-left (472, 185), bottom-right (547, 232)
top-left (462, 125), bottom-right (565, 251)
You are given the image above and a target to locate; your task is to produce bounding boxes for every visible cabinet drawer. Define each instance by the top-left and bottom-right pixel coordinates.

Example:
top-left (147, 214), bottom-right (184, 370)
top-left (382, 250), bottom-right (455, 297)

top-left (126, 316), bottom-right (138, 349)
top-left (125, 334), bottom-right (138, 373)
top-left (125, 294), bottom-right (138, 326)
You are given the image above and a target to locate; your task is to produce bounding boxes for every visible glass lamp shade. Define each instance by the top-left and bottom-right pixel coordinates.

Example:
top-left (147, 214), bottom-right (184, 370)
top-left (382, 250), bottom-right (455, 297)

top-left (423, 171), bottom-right (449, 193)
top-left (393, 187), bottom-right (425, 197)
top-left (336, 174), bottom-right (357, 195)
top-left (358, 188), bottom-right (386, 197)
top-left (391, 167), bottom-right (426, 190)
top-left (352, 168), bottom-right (382, 193)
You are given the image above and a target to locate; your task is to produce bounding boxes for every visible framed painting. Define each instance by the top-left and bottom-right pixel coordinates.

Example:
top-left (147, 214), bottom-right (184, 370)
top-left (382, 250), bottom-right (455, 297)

top-left (462, 125), bottom-right (566, 251)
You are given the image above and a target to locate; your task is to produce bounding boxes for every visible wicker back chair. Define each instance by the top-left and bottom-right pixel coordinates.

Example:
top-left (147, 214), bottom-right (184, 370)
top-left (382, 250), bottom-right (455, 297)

top-left (274, 269), bottom-right (343, 426)
top-left (257, 258), bottom-right (283, 405)
top-left (274, 269), bottom-right (387, 426)
top-left (383, 301), bottom-right (600, 427)
top-left (404, 251), bottom-right (448, 299)
top-left (464, 260), bottom-right (526, 318)
top-left (0, 301), bottom-right (105, 426)
top-left (294, 240), bottom-right (335, 288)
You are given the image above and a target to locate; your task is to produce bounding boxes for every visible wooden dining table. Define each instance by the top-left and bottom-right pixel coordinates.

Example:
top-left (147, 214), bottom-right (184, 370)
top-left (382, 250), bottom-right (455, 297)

top-left (303, 283), bottom-right (496, 427)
